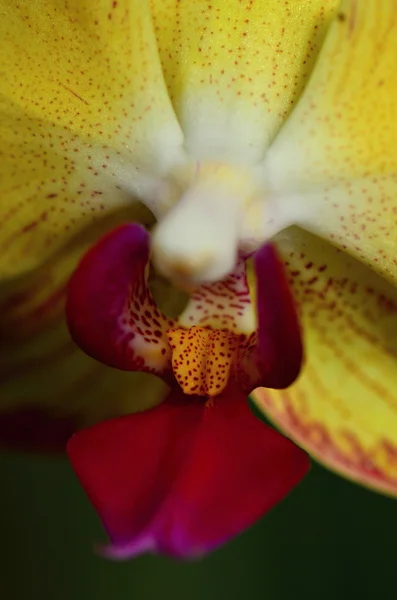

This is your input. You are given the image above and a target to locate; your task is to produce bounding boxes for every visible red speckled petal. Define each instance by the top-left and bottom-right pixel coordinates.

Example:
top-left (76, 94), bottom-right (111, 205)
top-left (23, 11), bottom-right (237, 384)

top-left (67, 386), bottom-right (309, 559)
top-left (243, 243), bottom-right (303, 390)
top-left (0, 1), bottom-right (183, 280)
top-left (67, 224), bottom-right (173, 376)
top-left (150, 0), bottom-right (336, 164)
top-left (263, 1), bottom-right (397, 285)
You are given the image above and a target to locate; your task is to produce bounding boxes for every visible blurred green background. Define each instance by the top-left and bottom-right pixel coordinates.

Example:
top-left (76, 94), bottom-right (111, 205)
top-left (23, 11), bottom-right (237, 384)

top-left (1, 454), bottom-right (396, 600)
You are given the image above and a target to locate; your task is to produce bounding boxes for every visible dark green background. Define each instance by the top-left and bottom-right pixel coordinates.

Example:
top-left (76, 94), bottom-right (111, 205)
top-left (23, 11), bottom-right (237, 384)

top-left (1, 454), bottom-right (396, 600)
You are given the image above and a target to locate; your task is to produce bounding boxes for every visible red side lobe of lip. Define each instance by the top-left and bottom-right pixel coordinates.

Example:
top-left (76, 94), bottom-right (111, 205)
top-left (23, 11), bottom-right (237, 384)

top-left (66, 223), bottom-right (172, 376)
top-left (253, 243), bottom-right (303, 389)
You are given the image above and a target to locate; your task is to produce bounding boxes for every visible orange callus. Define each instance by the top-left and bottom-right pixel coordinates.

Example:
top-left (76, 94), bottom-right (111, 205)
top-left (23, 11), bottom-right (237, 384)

top-left (166, 326), bottom-right (243, 396)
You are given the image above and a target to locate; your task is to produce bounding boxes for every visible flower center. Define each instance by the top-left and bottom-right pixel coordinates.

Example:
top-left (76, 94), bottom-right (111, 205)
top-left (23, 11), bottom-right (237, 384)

top-left (150, 162), bottom-right (263, 287)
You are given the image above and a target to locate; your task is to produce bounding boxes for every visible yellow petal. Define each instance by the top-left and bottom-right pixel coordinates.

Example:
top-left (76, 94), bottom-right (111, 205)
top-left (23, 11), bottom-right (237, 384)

top-left (0, 0), bottom-right (183, 279)
top-left (150, 0), bottom-right (338, 162)
top-left (264, 0), bottom-right (397, 283)
top-left (252, 227), bottom-right (397, 496)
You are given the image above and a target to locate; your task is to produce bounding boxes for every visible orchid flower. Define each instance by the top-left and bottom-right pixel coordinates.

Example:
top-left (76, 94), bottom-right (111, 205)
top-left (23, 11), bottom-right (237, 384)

top-left (1, 0), bottom-right (397, 558)
top-left (65, 221), bottom-right (307, 558)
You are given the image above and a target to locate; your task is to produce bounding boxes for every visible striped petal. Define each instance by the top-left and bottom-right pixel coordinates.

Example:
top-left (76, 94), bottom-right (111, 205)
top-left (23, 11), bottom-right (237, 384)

top-left (263, 0), bottom-right (397, 283)
top-left (0, 0), bottom-right (183, 279)
top-left (252, 228), bottom-right (397, 495)
top-left (149, 0), bottom-right (338, 163)
top-left (67, 386), bottom-right (309, 559)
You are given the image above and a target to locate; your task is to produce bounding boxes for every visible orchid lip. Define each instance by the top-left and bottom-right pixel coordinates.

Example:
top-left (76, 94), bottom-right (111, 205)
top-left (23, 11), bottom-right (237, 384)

top-left (66, 222), bottom-right (303, 398)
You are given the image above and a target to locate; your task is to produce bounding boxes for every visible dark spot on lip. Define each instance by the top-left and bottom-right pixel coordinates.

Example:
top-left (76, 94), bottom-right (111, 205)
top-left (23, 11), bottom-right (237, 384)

top-left (337, 12), bottom-right (347, 22)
